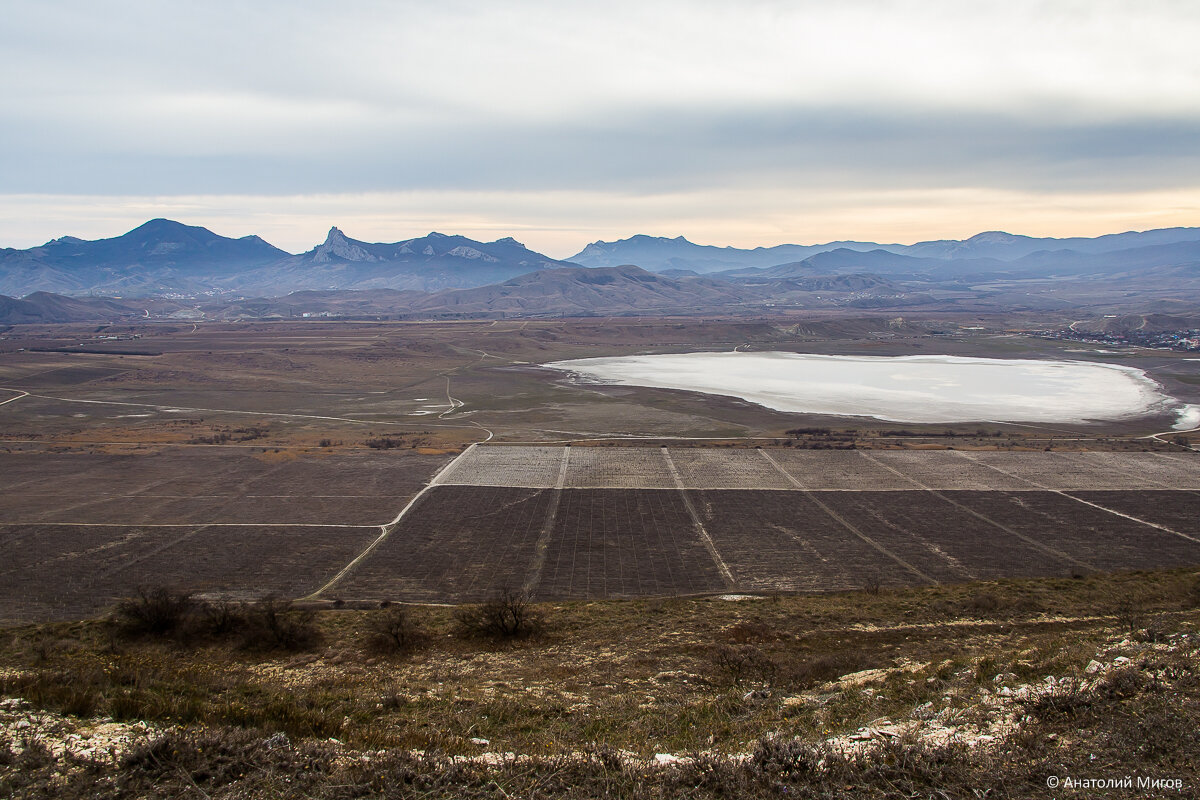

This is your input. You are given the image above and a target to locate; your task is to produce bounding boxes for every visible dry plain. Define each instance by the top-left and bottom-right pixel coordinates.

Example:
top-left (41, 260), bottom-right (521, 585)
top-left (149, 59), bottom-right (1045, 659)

top-left (1, 317), bottom-right (1199, 623)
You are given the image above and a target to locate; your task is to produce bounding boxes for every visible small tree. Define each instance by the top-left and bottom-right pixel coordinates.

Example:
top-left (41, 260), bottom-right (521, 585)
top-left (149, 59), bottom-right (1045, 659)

top-left (113, 586), bottom-right (196, 638)
top-left (711, 644), bottom-right (777, 687)
top-left (1113, 599), bottom-right (1143, 635)
top-left (368, 606), bottom-right (427, 654)
top-left (457, 587), bottom-right (541, 639)
top-left (242, 597), bottom-right (320, 652)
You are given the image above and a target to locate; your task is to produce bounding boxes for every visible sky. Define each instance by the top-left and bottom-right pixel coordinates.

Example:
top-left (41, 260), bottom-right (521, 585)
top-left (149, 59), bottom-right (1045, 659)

top-left (2, 0), bottom-right (1198, 258)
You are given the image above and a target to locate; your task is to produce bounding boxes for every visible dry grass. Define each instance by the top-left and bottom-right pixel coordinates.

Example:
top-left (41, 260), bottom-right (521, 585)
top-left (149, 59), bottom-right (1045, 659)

top-left (1, 567), bottom-right (1199, 797)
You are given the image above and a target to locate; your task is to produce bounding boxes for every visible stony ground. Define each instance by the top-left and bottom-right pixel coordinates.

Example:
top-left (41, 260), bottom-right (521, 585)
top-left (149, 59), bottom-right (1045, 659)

top-left (2, 569), bottom-right (1199, 798)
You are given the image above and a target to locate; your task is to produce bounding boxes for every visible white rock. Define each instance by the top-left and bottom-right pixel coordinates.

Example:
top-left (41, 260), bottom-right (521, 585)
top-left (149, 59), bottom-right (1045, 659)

top-left (470, 737), bottom-right (489, 746)
top-left (1085, 660), bottom-right (1104, 674)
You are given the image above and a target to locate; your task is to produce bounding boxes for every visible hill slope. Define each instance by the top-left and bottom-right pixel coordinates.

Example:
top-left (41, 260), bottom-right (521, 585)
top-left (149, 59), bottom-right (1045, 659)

top-left (0, 219), bottom-right (289, 296)
top-left (574, 228), bottom-right (1200, 275)
top-left (232, 228), bottom-right (582, 293)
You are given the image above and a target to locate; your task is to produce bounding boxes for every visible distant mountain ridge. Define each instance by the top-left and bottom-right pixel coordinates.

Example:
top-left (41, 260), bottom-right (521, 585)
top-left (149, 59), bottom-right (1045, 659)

top-left (0, 221), bottom-right (580, 297)
top-left (571, 228), bottom-right (1200, 274)
top-left (0, 219), bottom-right (288, 296)
top-left (237, 227), bottom-right (578, 293)
top-left (3, 219), bottom-right (1200, 305)
top-left (569, 234), bottom-right (900, 274)
top-left (407, 264), bottom-right (753, 316)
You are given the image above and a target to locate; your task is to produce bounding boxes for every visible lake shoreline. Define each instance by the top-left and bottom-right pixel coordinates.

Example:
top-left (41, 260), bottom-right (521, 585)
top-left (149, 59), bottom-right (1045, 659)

top-left (545, 351), bottom-right (1184, 426)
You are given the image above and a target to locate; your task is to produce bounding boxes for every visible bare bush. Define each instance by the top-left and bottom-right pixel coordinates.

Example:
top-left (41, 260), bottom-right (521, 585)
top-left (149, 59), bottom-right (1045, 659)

top-left (1113, 599), bottom-right (1143, 635)
top-left (456, 587), bottom-right (541, 639)
top-left (966, 591), bottom-right (1000, 614)
top-left (113, 586), bottom-right (197, 638)
top-left (1186, 576), bottom-right (1200, 609)
top-left (367, 606), bottom-right (427, 654)
top-left (241, 597), bottom-right (320, 652)
top-left (711, 644), bottom-right (777, 687)
top-left (196, 600), bottom-right (248, 638)
top-left (782, 653), bottom-right (869, 689)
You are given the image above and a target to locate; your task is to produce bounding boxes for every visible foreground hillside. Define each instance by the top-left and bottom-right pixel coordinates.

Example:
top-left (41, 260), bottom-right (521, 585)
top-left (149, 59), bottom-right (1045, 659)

top-left (2, 569), bottom-right (1198, 798)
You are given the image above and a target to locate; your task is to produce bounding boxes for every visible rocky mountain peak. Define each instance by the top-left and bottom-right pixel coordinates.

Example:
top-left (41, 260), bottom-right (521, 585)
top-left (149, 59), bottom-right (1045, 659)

top-left (313, 226), bottom-right (378, 263)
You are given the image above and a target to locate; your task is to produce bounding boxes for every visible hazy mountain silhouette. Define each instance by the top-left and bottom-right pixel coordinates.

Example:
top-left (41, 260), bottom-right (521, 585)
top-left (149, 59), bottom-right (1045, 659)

top-left (0, 219), bottom-right (288, 295)
top-left (573, 228), bottom-right (1200, 274)
top-left (230, 227), bottom-right (580, 293)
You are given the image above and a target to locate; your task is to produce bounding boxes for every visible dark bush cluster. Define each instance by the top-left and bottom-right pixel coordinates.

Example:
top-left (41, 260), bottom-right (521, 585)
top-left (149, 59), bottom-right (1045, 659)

top-left (711, 644), bottom-right (778, 687)
top-left (364, 436), bottom-right (406, 450)
top-left (114, 586), bottom-right (198, 637)
top-left (455, 587), bottom-right (542, 639)
top-left (240, 597), bottom-right (320, 652)
top-left (366, 606), bottom-right (428, 654)
top-left (111, 586), bottom-right (320, 652)
top-left (783, 653), bottom-right (870, 689)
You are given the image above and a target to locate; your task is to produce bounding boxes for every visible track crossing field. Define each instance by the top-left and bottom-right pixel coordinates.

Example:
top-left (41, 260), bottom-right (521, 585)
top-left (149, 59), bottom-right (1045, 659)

top-left (331, 446), bottom-right (1200, 601)
top-left (4, 446), bottom-right (1200, 620)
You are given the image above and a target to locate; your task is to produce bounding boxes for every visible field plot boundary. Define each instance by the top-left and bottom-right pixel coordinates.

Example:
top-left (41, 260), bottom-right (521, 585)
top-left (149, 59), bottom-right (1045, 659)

top-left (521, 447), bottom-right (572, 593)
top-left (433, 445), bottom-right (567, 488)
top-left (856, 452), bottom-right (1094, 570)
top-left (0, 521), bottom-right (374, 529)
top-left (430, 446), bottom-right (1200, 491)
top-left (1061, 492), bottom-right (1200, 545)
top-left (661, 448), bottom-right (735, 588)
top-left (301, 445), bottom-right (476, 600)
top-left (953, 451), bottom-right (1200, 546)
top-left (757, 449), bottom-right (934, 582)
top-left (757, 448), bottom-right (805, 489)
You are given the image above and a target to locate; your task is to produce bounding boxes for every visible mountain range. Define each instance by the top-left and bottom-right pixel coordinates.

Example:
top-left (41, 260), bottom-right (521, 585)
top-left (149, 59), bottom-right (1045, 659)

top-left (3, 220), bottom-right (1200, 323)
top-left (245, 227), bottom-right (577, 294)
top-left (568, 228), bottom-right (1200, 273)
top-left (0, 220), bottom-right (577, 297)
top-left (0, 219), bottom-right (287, 296)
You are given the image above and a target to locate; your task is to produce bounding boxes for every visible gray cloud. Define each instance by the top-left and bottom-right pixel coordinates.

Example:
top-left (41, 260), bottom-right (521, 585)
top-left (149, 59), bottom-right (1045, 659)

top-left (2, 0), bottom-right (1198, 247)
top-left (3, 102), bottom-right (1197, 197)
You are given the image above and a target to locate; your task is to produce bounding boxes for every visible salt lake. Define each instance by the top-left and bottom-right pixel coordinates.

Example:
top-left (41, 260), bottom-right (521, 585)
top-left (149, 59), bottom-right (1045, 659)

top-left (545, 351), bottom-right (1198, 427)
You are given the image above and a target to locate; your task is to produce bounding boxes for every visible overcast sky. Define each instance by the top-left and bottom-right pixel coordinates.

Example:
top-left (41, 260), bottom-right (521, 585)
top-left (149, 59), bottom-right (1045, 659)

top-left (2, 0), bottom-right (1198, 257)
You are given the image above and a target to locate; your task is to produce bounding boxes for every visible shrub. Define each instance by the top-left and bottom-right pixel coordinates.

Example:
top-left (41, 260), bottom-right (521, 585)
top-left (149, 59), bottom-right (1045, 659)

top-left (1096, 665), bottom-right (1154, 700)
top-left (782, 653), bottom-right (869, 689)
top-left (966, 591), bottom-right (1000, 614)
top-left (1186, 576), bottom-right (1200, 608)
top-left (241, 597), bottom-right (320, 652)
top-left (365, 437), bottom-right (405, 450)
top-left (1113, 599), bottom-right (1143, 635)
top-left (711, 644), bottom-right (777, 687)
top-left (113, 586), bottom-right (197, 638)
top-left (367, 606), bottom-right (427, 654)
top-left (456, 587), bottom-right (541, 639)
top-left (196, 600), bottom-right (248, 638)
